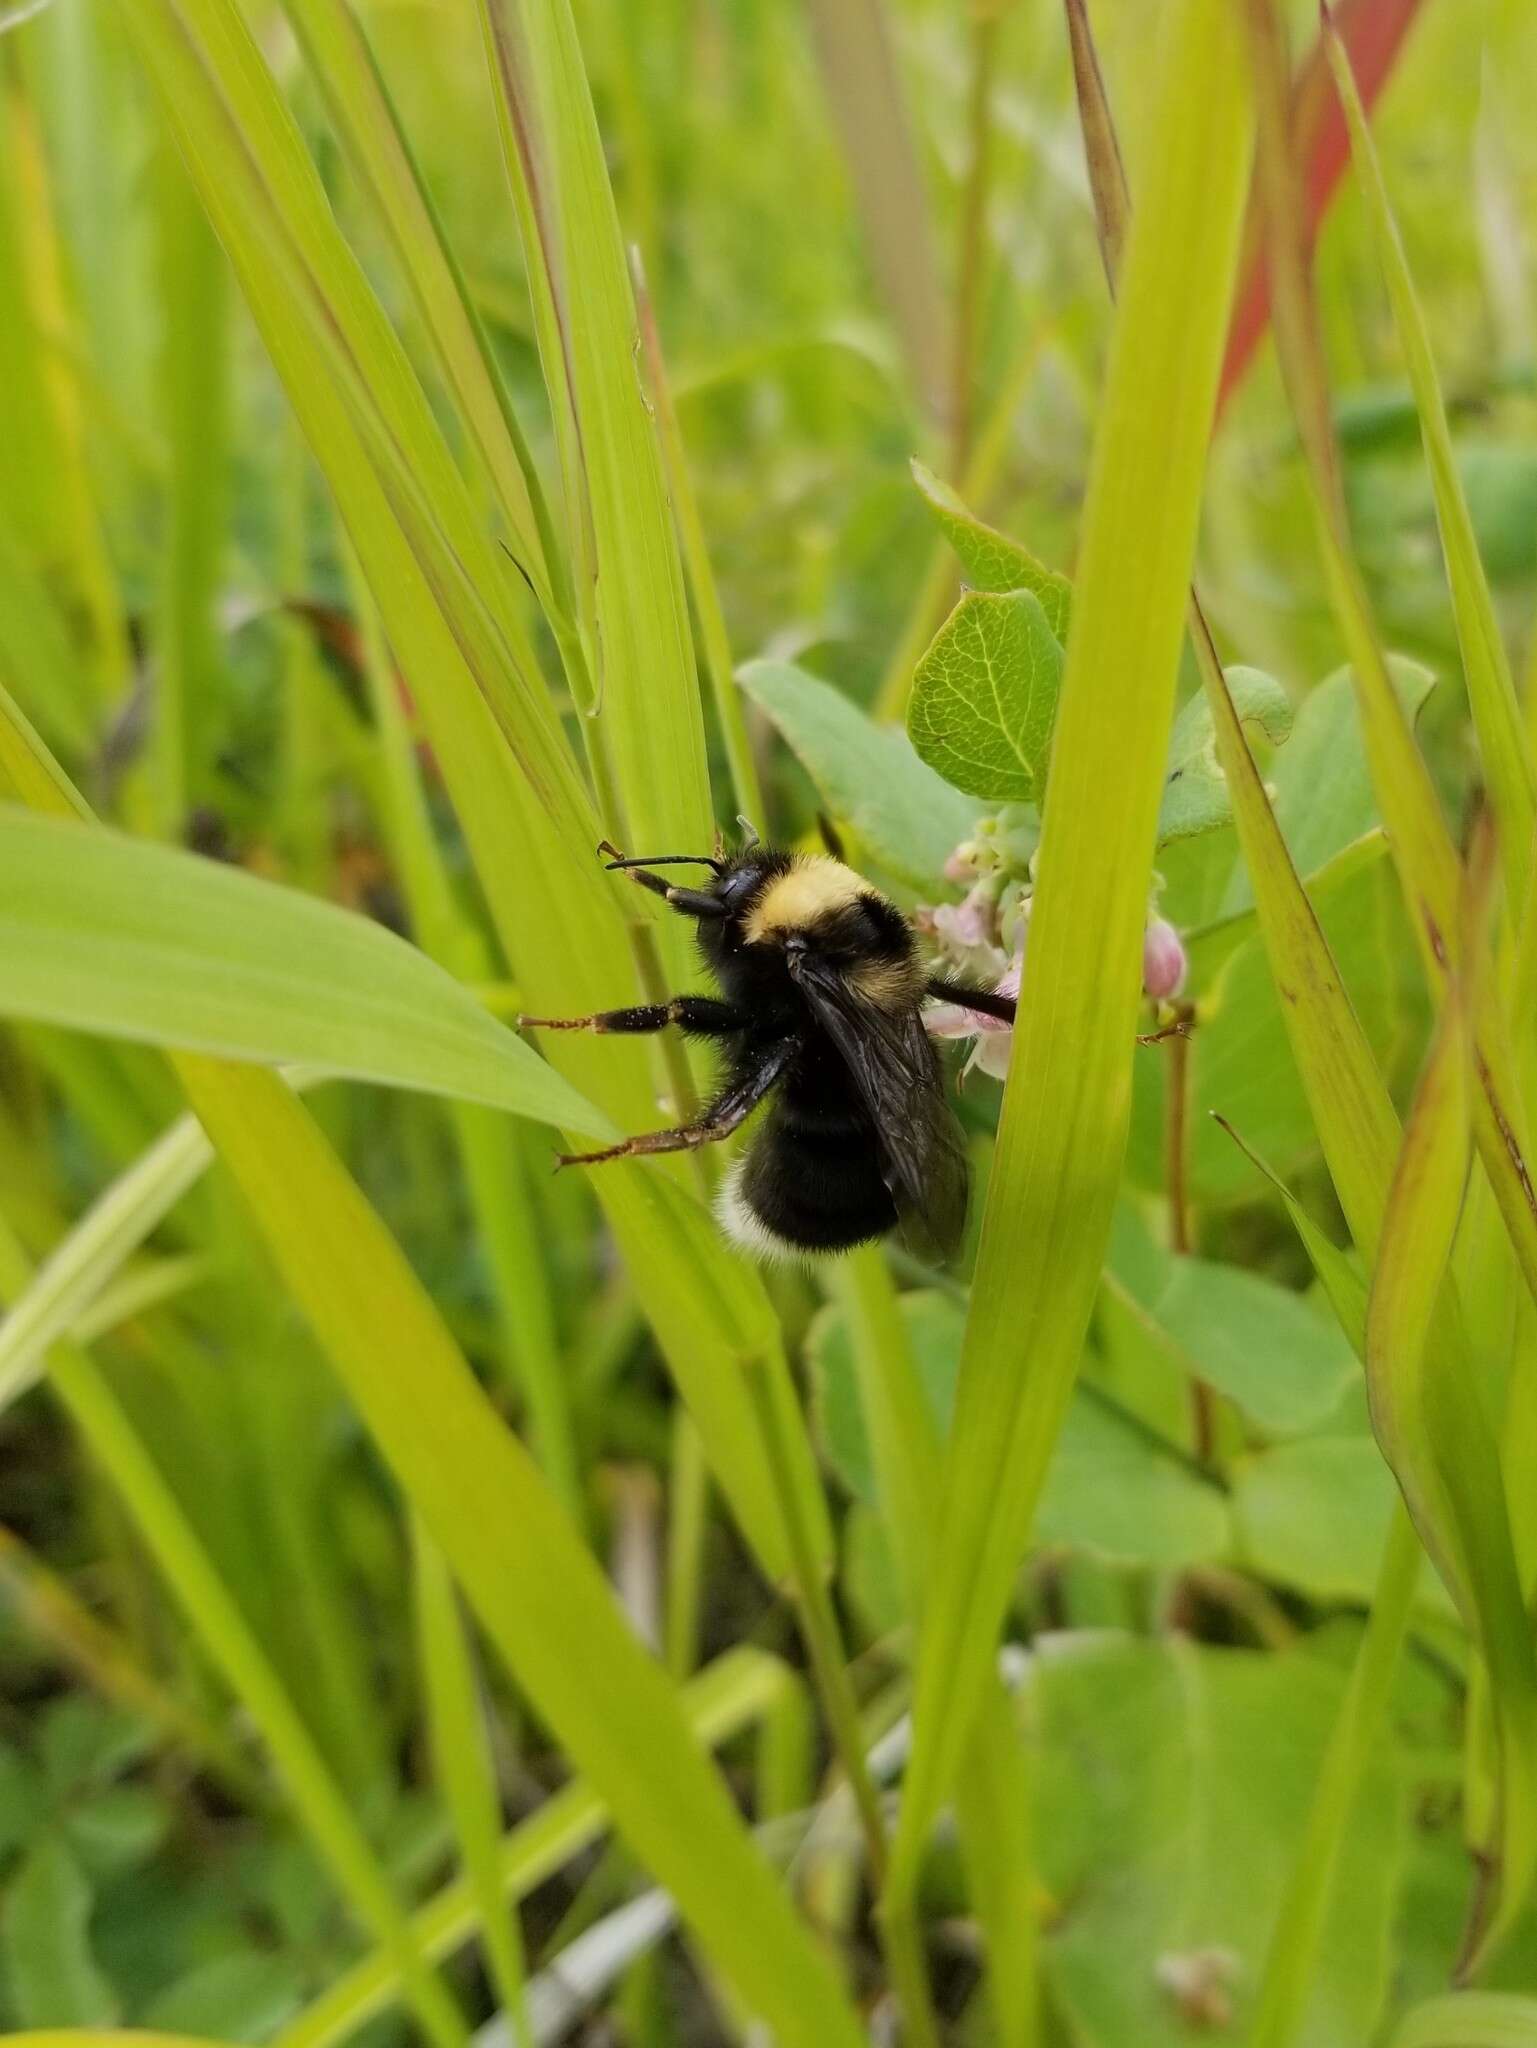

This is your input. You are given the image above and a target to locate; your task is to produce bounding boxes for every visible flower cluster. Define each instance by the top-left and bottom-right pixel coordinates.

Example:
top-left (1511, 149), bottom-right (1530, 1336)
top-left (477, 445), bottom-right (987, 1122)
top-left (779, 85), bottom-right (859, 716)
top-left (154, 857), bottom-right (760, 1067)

top-left (919, 811), bottom-right (1187, 1080)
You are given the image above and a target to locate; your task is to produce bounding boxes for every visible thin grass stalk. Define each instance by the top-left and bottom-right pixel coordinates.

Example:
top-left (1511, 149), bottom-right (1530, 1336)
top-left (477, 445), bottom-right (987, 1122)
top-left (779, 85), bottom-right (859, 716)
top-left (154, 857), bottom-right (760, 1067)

top-left (1250, 1504), bottom-right (1421, 2046)
top-left (803, 0), bottom-right (949, 427)
top-left (889, 0), bottom-right (1253, 1900)
top-left (1324, 13), bottom-right (1534, 918)
top-left (835, 1247), bottom-right (1038, 2048)
top-left (951, 0), bottom-right (1001, 477)
top-left (738, 1354), bottom-right (889, 1889)
top-left (0, 1217), bottom-right (471, 2048)
top-left (413, 1525), bottom-right (534, 2048)
top-left (664, 1409), bottom-right (708, 1680)
top-left (630, 247), bottom-right (766, 827)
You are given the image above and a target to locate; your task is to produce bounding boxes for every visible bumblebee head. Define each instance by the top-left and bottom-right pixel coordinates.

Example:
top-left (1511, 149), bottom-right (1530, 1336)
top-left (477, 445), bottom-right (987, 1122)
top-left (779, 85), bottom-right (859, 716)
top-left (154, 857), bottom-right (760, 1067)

top-left (602, 843), bottom-right (917, 999)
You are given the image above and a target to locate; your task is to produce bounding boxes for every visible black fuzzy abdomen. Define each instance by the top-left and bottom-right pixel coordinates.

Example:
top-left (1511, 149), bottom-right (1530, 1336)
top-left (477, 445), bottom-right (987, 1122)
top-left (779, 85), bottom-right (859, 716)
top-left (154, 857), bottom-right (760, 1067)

top-left (737, 1039), bottom-right (896, 1253)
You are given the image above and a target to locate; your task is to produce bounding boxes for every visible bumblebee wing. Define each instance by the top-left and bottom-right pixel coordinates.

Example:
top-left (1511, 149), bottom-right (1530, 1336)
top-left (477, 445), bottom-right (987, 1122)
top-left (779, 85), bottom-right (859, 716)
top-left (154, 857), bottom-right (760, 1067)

top-left (792, 958), bottom-right (968, 1260)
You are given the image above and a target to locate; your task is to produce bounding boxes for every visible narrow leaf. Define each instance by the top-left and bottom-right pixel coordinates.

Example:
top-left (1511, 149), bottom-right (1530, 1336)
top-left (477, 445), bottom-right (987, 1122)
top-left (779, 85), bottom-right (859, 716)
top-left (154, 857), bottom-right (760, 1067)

top-left (889, 0), bottom-right (1254, 1897)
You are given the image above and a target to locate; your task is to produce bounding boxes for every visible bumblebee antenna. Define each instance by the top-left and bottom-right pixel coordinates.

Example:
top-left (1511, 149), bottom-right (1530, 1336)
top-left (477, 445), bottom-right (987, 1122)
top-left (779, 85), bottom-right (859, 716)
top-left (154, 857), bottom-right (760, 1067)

top-left (598, 841), bottom-right (723, 876)
top-left (736, 814), bottom-right (760, 850)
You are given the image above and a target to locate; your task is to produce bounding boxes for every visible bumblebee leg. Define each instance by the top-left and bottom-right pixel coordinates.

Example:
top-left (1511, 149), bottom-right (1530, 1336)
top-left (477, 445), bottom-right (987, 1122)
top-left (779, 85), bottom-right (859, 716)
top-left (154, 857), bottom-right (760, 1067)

top-left (519, 996), bottom-right (749, 1036)
top-left (557, 1039), bottom-right (795, 1169)
top-left (925, 973), bottom-right (1018, 1025)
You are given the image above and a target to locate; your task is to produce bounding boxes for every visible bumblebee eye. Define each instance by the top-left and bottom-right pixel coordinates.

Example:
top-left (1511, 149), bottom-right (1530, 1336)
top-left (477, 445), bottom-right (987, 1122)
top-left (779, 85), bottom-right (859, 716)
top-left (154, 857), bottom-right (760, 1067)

top-left (717, 869), bottom-right (760, 913)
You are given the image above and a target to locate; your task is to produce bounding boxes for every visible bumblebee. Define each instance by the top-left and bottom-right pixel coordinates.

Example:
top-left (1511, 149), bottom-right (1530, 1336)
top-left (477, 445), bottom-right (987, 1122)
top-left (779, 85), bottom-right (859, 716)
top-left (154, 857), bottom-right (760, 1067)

top-left (520, 840), bottom-right (1017, 1260)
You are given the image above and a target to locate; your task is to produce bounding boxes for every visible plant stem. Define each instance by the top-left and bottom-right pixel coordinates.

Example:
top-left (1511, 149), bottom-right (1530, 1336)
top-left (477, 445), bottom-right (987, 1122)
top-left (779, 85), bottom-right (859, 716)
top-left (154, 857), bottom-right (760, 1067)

top-left (1163, 1004), bottom-right (1215, 1459)
top-left (741, 1354), bottom-right (889, 1887)
top-left (951, 1), bottom-right (1000, 479)
top-left (1249, 1502), bottom-right (1421, 2048)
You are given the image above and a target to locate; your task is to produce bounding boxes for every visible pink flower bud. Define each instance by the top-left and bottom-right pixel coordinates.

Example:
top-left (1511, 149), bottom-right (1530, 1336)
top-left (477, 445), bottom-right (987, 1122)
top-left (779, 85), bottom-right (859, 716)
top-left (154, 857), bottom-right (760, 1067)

top-left (1142, 916), bottom-right (1187, 1001)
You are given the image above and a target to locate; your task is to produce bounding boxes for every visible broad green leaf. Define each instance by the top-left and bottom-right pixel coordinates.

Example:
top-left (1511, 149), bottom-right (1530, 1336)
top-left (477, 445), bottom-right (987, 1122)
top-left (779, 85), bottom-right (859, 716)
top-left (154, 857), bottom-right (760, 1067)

top-left (812, 1291), bottom-right (1227, 1572)
top-left (737, 657), bottom-right (976, 889)
top-left (1144, 1255), bottom-right (1357, 1434)
top-left (0, 807), bottom-right (611, 1137)
top-left (891, 0), bottom-right (1254, 1895)
top-left (1029, 1636), bottom-right (1401, 2048)
top-left (64, 1786), bottom-right (171, 1878)
top-left (174, 1056), bottom-right (866, 2048)
top-left (2, 1836), bottom-right (116, 2027)
top-left (1327, 22), bottom-right (1535, 921)
top-left (908, 587), bottom-right (1064, 805)
top-left (144, 1954), bottom-right (308, 2044)
top-left (1156, 666), bottom-right (1291, 844)
top-left (1232, 1437), bottom-right (1412, 1605)
top-left (1395, 1995), bottom-right (1537, 2048)
top-left (910, 460), bottom-right (1072, 637)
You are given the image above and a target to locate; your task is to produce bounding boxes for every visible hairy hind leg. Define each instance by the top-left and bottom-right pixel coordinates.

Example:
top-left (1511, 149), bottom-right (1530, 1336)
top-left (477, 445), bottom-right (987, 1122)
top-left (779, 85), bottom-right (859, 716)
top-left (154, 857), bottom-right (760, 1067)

top-left (557, 1039), bottom-right (795, 1169)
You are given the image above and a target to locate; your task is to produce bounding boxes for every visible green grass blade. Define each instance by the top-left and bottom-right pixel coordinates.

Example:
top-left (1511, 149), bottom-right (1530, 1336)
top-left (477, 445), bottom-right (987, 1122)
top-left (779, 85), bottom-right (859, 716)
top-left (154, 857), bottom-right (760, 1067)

top-left (151, 141), bottom-right (228, 837)
top-left (802, 0), bottom-right (948, 424)
top-left (1364, 883), bottom-right (1537, 1966)
top-left (0, 1107), bottom-right (214, 1415)
top-left (0, 1217), bottom-right (471, 2048)
top-left (1325, 15), bottom-right (1535, 920)
top-left (173, 1054), bottom-right (866, 2047)
top-left (413, 1528), bottom-right (532, 2048)
top-left (0, 806), bottom-right (612, 1136)
top-left (889, 0), bottom-right (1253, 1896)
top-left (1250, 1504), bottom-right (1420, 2045)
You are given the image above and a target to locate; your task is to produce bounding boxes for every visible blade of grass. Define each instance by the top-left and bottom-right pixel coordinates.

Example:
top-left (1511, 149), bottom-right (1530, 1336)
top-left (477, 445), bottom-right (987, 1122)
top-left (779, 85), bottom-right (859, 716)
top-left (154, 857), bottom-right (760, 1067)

top-left (803, 0), bottom-right (949, 426)
top-left (413, 1527), bottom-right (533, 2048)
top-left (1325, 13), bottom-right (1535, 919)
top-left (174, 1051), bottom-right (866, 2048)
top-left (0, 1213), bottom-right (472, 2048)
top-left (1242, 0), bottom-right (1537, 1312)
top-left (0, 806), bottom-right (613, 1137)
top-left (888, 0), bottom-right (1253, 1897)
top-left (280, 1649), bottom-right (811, 2048)
top-left (834, 1248), bottom-right (1037, 2048)
top-left (151, 137), bottom-right (228, 838)
top-left (1362, 844), bottom-right (1537, 1970)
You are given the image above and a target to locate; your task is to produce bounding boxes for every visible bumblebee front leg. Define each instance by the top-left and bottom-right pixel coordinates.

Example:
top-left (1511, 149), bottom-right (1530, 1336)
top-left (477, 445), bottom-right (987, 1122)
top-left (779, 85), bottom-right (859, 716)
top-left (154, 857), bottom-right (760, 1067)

top-left (519, 996), bottom-right (749, 1037)
top-left (557, 1038), bottom-right (795, 1170)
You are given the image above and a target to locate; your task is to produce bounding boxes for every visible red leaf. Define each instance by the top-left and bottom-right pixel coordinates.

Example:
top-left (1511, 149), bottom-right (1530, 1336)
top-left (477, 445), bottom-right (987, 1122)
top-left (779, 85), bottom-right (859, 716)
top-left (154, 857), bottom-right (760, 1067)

top-left (1215, 0), bottom-right (1427, 421)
